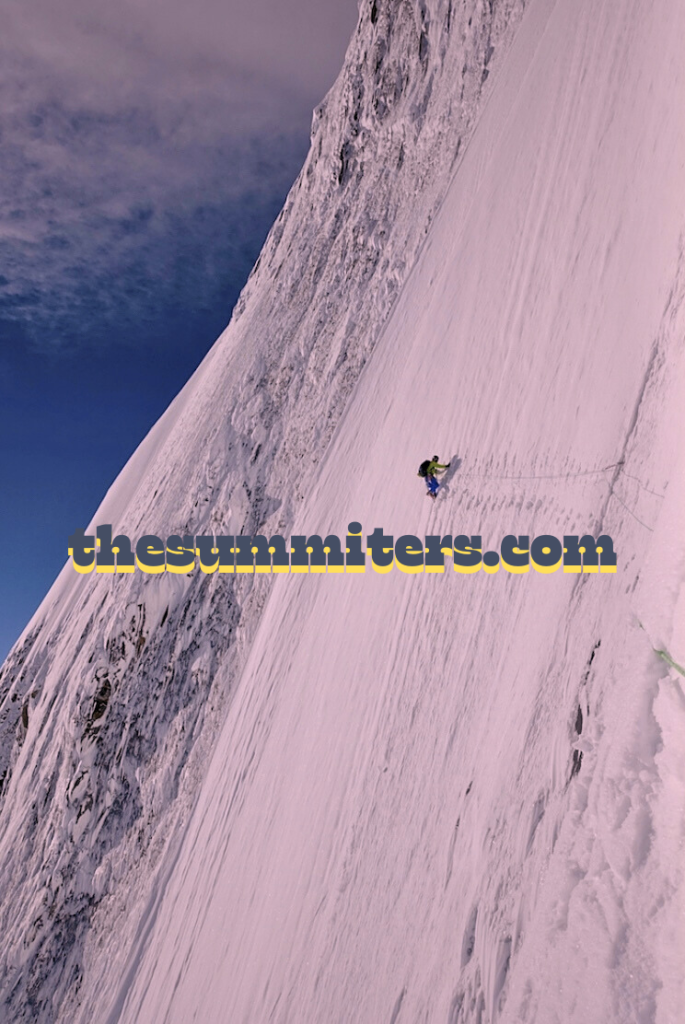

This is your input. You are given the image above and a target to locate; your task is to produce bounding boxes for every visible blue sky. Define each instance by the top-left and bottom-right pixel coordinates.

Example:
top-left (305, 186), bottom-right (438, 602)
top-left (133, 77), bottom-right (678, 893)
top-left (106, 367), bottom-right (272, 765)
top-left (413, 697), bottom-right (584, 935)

top-left (0, 0), bottom-right (358, 661)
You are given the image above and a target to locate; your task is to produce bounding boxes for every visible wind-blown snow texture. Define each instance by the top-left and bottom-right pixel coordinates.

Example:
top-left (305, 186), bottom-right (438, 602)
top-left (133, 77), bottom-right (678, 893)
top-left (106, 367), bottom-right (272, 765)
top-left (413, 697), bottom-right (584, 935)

top-left (1, 0), bottom-right (685, 1022)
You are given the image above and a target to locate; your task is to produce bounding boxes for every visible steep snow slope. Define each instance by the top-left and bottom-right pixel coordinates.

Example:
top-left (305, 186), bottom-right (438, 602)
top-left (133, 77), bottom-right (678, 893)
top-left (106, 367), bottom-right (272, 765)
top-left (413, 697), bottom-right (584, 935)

top-left (1, 0), bottom-right (684, 1020)
top-left (106, 0), bottom-right (685, 1021)
top-left (0, 1), bottom-right (530, 1020)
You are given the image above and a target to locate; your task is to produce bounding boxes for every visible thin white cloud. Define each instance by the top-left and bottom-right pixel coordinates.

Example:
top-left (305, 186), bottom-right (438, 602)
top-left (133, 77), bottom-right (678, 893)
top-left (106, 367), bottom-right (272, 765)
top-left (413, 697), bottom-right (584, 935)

top-left (0, 0), bottom-right (358, 353)
top-left (3, 0), bottom-right (357, 122)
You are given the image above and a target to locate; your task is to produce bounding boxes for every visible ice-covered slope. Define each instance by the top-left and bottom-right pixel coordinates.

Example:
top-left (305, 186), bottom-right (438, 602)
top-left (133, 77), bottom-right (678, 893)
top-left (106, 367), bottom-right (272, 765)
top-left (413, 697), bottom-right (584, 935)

top-left (106, 0), bottom-right (685, 1020)
top-left (0, 1), bottom-right (530, 1020)
top-left (2, 0), bottom-right (685, 1020)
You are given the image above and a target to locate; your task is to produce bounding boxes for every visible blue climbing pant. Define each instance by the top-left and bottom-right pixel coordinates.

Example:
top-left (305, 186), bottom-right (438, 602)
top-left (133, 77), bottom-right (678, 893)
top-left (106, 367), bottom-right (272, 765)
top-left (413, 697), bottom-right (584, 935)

top-left (427, 475), bottom-right (439, 495)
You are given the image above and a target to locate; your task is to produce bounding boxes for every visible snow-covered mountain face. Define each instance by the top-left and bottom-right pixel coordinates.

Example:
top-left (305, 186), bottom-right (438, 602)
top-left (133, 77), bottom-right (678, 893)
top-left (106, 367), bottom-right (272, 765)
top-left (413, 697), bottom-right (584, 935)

top-left (0, 1), bottom-right (532, 1020)
top-left (3, 0), bottom-right (685, 1020)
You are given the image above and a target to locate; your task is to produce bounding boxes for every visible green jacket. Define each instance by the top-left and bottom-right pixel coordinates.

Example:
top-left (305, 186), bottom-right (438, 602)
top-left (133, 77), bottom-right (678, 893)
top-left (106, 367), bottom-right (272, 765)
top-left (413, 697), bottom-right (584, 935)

top-left (426, 459), bottom-right (448, 475)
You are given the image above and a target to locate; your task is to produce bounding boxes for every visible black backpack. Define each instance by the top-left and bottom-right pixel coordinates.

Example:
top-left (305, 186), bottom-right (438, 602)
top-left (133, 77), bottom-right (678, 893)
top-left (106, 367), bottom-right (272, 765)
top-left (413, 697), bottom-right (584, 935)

top-left (418, 460), bottom-right (431, 478)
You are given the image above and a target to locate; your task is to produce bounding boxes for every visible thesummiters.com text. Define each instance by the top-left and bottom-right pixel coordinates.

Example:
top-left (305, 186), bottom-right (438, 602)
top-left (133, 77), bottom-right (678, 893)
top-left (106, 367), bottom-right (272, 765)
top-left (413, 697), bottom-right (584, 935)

top-left (68, 523), bottom-right (617, 575)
